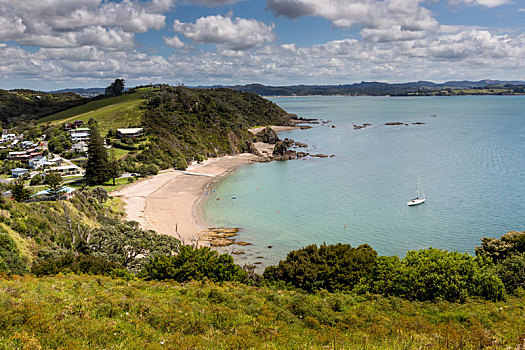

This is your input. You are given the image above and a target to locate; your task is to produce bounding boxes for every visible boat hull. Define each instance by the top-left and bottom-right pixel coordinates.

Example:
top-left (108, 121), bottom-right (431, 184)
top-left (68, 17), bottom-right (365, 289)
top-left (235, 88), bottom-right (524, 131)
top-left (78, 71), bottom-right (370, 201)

top-left (407, 198), bottom-right (426, 206)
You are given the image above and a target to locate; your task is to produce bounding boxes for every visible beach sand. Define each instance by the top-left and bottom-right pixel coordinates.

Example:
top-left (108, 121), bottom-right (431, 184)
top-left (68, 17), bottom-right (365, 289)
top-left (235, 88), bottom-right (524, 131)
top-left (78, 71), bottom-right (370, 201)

top-left (111, 153), bottom-right (261, 243)
top-left (111, 125), bottom-right (300, 243)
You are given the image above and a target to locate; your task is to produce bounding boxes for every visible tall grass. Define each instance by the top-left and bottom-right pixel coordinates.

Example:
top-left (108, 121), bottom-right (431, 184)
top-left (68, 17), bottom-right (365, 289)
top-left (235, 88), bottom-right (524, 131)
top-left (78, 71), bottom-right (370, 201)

top-left (0, 274), bottom-right (523, 349)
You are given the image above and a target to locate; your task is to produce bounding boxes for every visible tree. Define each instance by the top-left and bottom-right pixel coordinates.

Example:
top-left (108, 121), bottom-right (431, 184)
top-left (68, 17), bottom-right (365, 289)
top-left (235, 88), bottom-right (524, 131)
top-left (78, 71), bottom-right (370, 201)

top-left (45, 171), bottom-right (64, 199)
top-left (29, 174), bottom-right (42, 186)
top-left (107, 158), bottom-right (122, 186)
top-left (92, 186), bottom-right (108, 203)
top-left (85, 125), bottom-right (109, 185)
top-left (141, 246), bottom-right (246, 283)
top-left (105, 78), bottom-right (125, 96)
top-left (11, 177), bottom-right (30, 202)
top-left (263, 243), bottom-right (378, 292)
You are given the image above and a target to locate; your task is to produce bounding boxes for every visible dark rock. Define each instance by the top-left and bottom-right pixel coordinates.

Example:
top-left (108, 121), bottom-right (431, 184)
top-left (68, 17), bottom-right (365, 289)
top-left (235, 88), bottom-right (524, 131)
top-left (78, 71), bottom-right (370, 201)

top-left (331, 125), bottom-right (336, 128)
top-left (299, 125), bottom-right (312, 130)
top-left (384, 122), bottom-right (404, 126)
top-left (297, 152), bottom-right (309, 158)
top-left (311, 154), bottom-right (329, 158)
top-left (254, 127), bottom-right (279, 144)
top-left (273, 140), bottom-right (288, 156)
top-left (412, 122), bottom-right (426, 125)
top-left (283, 138), bottom-right (295, 147)
top-left (294, 142), bottom-right (308, 148)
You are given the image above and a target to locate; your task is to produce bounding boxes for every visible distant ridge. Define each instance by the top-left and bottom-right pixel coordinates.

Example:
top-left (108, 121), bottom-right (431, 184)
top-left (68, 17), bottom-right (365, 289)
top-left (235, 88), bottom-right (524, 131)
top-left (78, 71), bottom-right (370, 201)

top-left (202, 80), bottom-right (525, 96)
top-left (48, 87), bottom-right (105, 97)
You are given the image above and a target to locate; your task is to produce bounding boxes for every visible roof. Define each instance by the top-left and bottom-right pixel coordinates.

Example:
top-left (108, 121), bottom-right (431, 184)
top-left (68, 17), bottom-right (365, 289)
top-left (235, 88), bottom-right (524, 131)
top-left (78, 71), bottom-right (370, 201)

top-left (12, 168), bottom-right (28, 172)
top-left (32, 186), bottom-right (76, 198)
top-left (71, 132), bottom-right (89, 137)
top-left (117, 128), bottom-right (143, 134)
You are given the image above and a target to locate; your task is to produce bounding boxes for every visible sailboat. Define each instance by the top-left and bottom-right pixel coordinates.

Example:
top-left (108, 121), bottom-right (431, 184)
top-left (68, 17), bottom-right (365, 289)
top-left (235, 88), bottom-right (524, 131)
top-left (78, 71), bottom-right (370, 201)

top-left (407, 177), bottom-right (426, 206)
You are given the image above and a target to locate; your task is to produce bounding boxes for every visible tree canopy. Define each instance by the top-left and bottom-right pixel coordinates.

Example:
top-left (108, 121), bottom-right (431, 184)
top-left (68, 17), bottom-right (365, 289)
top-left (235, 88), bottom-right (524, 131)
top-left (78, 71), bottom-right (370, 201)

top-left (105, 79), bottom-right (125, 96)
top-left (84, 125), bottom-right (109, 185)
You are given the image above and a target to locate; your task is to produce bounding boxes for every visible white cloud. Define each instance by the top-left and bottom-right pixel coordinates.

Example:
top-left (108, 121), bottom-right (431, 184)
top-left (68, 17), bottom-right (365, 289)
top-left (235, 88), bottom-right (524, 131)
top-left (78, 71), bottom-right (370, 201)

top-left (266, 0), bottom-right (439, 42)
top-left (164, 35), bottom-right (188, 50)
top-left (180, 0), bottom-right (240, 6)
top-left (172, 15), bottom-right (275, 50)
top-left (0, 0), bottom-right (172, 50)
top-left (447, 0), bottom-right (509, 8)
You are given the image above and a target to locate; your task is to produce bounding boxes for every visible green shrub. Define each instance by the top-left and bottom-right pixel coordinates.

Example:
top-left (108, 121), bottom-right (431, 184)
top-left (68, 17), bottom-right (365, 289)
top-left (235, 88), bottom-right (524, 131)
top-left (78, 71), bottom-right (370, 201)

top-left (365, 248), bottom-right (506, 302)
top-left (31, 253), bottom-right (119, 276)
top-left (0, 230), bottom-right (28, 275)
top-left (263, 243), bottom-right (377, 292)
top-left (174, 157), bottom-right (188, 170)
top-left (29, 174), bottom-right (42, 186)
top-left (141, 246), bottom-right (247, 283)
top-left (476, 231), bottom-right (525, 262)
top-left (495, 252), bottom-right (525, 294)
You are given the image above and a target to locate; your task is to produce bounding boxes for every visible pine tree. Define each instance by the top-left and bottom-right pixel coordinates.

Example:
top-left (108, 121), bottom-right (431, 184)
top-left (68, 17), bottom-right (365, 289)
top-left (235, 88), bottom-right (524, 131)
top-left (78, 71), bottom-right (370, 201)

top-left (85, 125), bottom-right (109, 185)
top-left (45, 171), bottom-right (64, 200)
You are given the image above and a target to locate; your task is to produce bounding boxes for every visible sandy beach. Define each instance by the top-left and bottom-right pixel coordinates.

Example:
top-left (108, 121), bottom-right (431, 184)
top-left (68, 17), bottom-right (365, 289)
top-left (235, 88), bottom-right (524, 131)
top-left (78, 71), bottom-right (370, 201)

top-left (111, 153), bottom-right (262, 243)
top-left (111, 125), bottom-right (300, 243)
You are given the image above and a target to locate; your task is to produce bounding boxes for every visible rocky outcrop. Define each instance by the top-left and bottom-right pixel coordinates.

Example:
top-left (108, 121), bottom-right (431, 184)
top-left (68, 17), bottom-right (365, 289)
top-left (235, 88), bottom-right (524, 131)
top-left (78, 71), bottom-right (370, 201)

top-left (385, 122), bottom-right (405, 125)
top-left (283, 138), bottom-right (295, 147)
top-left (254, 127), bottom-right (279, 144)
top-left (311, 153), bottom-right (329, 158)
top-left (297, 152), bottom-right (309, 158)
top-left (272, 140), bottom-right (297, 160)
top-left (294, 142), bottom-right (308, 148)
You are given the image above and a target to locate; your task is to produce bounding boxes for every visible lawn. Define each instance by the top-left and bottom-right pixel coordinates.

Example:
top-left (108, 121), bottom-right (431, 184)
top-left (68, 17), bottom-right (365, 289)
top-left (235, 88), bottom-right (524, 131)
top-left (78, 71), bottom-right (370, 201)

top-left (39, 88), bottom-right (157, 135)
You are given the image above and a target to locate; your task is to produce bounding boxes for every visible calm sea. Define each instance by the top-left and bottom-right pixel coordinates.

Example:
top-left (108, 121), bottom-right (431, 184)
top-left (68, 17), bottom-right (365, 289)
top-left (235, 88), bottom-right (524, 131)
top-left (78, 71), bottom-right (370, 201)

top-left (203, 96), bottom-right (525, 267)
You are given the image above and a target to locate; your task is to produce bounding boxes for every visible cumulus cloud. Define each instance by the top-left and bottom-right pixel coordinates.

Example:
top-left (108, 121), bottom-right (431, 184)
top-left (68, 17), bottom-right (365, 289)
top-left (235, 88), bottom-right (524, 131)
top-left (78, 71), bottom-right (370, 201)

top-left (447, 0), bottom-right (509, 8)
top-left (0, 0), bottom-right (173, 49)
top-left (172, 15), bottom-right (275, 50)
top-left (266, 0), bottom-right (439, 42)
top-left (180, 0), bottom-right (240, 6)
top-left (2, 25), bottom-right (524, 88)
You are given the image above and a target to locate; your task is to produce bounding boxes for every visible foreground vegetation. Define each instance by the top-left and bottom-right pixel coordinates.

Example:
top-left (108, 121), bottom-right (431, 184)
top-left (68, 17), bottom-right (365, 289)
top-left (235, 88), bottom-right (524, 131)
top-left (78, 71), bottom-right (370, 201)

top-left (0, 274), bottom-right (524, 349)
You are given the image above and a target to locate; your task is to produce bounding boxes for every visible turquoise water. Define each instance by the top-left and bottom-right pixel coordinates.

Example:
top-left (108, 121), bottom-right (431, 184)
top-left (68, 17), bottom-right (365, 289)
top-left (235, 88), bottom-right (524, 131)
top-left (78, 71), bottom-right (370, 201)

top-left (203, 96), bottom-right (525, 267)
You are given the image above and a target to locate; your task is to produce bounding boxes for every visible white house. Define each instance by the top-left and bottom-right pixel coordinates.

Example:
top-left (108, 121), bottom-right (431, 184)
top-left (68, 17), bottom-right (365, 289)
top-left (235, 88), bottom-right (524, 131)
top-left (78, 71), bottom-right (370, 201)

top-left (72, 141), bottom-right (88, 153)
top-left (116, 128), bottom-right (144, 138)
top-left (1, 134), bottom-right (16, 141)
top-left (44, 165), bottom-right (82, 176)
top-left (29, 156), bottom-right (47, 169)
top-left (70, 132), bottom-right (90, 142)
top-left (11, 168), bottom-right (29, 178)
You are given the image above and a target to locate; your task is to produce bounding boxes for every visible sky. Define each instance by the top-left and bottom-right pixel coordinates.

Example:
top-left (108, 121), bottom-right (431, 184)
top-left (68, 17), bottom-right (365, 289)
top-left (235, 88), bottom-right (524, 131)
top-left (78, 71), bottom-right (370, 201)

top-left (0, 0), bottom-right (524, 90)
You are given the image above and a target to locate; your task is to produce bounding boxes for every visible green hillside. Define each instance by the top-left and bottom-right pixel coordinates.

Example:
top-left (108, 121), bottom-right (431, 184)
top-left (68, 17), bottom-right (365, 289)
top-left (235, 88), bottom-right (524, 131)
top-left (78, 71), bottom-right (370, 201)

top-left (39, 88), bottom-right (155, 134)
top-left (0, 275), bottom-right (523, 349)
top-left (0, 89), bottom-right (86, 126)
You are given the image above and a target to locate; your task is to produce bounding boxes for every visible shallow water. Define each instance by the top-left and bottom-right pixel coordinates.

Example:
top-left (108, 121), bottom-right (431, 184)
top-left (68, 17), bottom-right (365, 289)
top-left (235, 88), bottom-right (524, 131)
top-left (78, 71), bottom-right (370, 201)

top-left (203, 96), bottom-right (525, 268)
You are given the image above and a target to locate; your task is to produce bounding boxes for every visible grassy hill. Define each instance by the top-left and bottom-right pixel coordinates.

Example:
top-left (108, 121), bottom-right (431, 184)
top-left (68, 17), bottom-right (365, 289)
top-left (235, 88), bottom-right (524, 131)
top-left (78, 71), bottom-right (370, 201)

top-left (0, 274), bottom-right (523, 349)
top-left (39, 87), bottom-right (155, 134)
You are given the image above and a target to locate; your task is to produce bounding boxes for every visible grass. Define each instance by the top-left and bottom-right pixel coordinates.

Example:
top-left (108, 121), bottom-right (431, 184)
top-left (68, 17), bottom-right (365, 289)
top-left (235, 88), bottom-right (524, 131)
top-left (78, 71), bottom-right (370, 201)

top-left (39, 88), bottom-right (157, 135)
top-left (0, 274), bottom-right (524, 349)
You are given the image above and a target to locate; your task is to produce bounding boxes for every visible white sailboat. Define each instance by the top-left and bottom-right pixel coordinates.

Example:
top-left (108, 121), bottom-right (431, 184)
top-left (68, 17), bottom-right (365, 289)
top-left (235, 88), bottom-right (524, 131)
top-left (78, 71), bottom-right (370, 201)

top-left (407, 177), bottom-right (426, 206)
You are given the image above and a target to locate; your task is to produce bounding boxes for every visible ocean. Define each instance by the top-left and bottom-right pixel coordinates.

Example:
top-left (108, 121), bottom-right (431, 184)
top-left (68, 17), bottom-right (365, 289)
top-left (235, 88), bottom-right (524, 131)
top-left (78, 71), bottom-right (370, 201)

top-left (203, 96), bottom-right (525, 268)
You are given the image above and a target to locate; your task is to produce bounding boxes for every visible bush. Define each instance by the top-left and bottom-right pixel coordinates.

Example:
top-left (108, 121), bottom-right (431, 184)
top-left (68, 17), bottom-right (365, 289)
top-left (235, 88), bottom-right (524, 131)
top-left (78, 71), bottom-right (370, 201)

top-left (365, 248), bottom-right (506, 302)
top-left (31, 253), bottom-right (119, 276)
top-left (174, 157), bottom-right (188, 170)
top-left (141, 246), bottom-right (247, 283)
top-left (29, 174), bottom-right (42, 186)
top-left (495, 252), bottom-right (525, 294)
top-left (0, 230), bottom-right (28, 275)
top-left (476, 231), bottom-right (525, 262)
top-left (263, 243), bottom-right (377, 292)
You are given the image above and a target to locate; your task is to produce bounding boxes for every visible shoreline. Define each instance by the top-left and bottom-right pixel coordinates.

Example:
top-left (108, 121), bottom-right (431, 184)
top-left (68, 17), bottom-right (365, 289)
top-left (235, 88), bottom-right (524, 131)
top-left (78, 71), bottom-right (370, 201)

top-left (111, 125), bottom-right (301, 245)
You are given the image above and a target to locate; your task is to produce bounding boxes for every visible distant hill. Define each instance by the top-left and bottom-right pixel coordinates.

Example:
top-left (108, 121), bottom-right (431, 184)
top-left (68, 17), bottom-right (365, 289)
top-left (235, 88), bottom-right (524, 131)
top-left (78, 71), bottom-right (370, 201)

top-left (209, 80), bottom-right (525, 96)
top-left (0, 89), bottom-right (87, 126)
top-left (48, 88), bottom-right (106, 97)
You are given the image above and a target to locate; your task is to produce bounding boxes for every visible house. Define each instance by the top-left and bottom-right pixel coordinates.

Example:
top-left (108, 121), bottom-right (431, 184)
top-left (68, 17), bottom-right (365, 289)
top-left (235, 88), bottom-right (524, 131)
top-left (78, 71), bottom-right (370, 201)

top-left (20, 141), bottom-right (38, 149)
top-left (73, 120), bottom-right (84, 128)
top-left (44, 165), bottom-right (82, 176)
top-left (1, 134), bottom-right (17, 142)
top-left (11, 168), bottom-right (29, 178)
top-left (70, 132), bottom-right (90, 142)
top-left (72, 141), bottom-right (88, 153)
top-left (116, 128), bottom-right (144, 138)
top-left (29, 156), bottom-right (47, 169)
top-left (32, 186), bottom-right (76, 200)
top-left (69, 127), bottom-right (90, 135)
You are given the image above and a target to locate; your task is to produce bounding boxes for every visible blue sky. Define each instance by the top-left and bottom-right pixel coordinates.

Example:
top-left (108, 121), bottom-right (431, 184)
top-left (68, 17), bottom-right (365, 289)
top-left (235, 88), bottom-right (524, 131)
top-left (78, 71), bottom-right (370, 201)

top-left (0, 0), bottom-right (524, 90)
